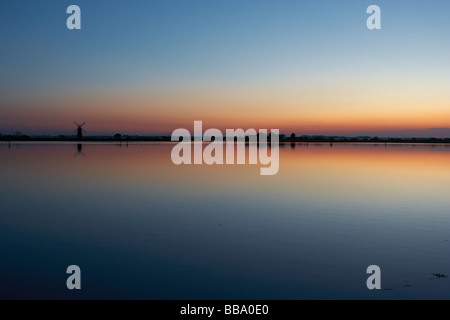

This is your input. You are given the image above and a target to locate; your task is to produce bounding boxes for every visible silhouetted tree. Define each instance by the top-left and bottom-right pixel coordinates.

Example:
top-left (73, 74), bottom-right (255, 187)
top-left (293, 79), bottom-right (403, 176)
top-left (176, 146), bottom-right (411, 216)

top-left (290, 133), bottom-right (296, 140)
top-left (114, 133), bottom-right (122, 140)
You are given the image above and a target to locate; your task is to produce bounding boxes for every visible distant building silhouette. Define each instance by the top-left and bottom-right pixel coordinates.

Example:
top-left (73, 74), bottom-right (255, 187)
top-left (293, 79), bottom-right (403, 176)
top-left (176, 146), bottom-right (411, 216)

top-left (74, 122), bottom-right (86, 140)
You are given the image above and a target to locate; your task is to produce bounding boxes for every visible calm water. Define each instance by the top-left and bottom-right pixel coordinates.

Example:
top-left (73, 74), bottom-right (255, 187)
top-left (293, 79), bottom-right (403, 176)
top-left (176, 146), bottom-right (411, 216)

top-left (0, 142), bottom-right (449, 299)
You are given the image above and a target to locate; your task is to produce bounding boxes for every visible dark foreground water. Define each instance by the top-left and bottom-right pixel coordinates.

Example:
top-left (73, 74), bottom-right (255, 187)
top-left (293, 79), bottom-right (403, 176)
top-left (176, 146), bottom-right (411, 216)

top-left (0, 142), bottom-right (449, 299)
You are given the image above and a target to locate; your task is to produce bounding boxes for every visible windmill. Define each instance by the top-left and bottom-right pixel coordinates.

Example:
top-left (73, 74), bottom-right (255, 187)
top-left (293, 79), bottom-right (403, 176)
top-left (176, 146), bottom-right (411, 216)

top-left (74, 122), bottom-right (86, 140)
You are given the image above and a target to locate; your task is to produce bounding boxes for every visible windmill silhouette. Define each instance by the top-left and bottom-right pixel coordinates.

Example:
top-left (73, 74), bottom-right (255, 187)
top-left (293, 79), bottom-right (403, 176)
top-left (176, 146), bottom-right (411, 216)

top-left (74, 122), bottom-right (86, 140)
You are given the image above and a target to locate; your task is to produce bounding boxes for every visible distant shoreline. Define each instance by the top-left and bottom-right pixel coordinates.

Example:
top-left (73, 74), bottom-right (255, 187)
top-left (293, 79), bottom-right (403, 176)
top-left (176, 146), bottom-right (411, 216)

top-left (1, 136), bottom-right (450, 144)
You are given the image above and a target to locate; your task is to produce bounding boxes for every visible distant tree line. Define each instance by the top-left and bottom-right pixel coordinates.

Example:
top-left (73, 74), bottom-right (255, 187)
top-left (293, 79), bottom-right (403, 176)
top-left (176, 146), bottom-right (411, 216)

top-left (1, 132), bottom-right (449, 143)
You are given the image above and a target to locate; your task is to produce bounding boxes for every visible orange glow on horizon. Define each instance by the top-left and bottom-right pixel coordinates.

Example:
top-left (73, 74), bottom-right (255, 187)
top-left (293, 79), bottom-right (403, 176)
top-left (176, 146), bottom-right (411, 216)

top-left (2, 84), bottom-right (449, 136)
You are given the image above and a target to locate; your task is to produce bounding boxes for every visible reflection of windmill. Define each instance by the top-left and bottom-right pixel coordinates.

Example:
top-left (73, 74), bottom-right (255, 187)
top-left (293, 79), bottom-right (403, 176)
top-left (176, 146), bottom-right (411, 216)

top-left (74, 122), bottom-right (86, 140)
top-left (74, 144), bottom-right (85, 158)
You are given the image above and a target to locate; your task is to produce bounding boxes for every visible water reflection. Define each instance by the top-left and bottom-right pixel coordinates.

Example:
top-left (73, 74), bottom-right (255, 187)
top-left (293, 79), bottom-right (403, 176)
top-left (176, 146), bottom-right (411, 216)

top-left (0, 142), bottom-right (449, 299)
top-left (73, 143), bottom-right (85, 157)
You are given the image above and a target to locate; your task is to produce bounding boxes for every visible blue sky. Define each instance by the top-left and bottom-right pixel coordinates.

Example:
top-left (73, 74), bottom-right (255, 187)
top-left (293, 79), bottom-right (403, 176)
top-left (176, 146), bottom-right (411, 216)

top-left (0, 0), bottom-right (449, 136)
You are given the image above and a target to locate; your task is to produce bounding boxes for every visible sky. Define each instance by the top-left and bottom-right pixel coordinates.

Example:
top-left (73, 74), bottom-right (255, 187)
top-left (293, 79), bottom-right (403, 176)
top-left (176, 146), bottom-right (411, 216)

top-left (0, 0), bottom-right (449, 137)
